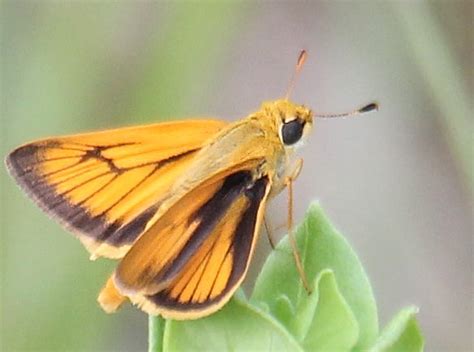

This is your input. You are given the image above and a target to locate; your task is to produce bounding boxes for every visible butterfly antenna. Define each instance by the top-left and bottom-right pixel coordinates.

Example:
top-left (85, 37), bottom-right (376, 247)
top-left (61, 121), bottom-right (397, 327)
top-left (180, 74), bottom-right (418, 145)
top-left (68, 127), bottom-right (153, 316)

top-left (285, 50), bottom-right (307, 100)
top-left (315, 102), bottom-right (379, 119)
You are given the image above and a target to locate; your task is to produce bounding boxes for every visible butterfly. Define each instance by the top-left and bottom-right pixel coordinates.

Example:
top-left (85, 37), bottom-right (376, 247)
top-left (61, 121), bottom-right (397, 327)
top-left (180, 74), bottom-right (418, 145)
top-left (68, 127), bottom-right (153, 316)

top-left (5, 50), bottom-right (377, 319)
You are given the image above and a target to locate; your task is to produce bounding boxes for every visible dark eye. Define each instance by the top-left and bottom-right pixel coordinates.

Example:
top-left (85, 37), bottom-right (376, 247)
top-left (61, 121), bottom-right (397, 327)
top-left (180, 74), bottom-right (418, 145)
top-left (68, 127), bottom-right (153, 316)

top-left (281, 119), bottom-right (304, 145)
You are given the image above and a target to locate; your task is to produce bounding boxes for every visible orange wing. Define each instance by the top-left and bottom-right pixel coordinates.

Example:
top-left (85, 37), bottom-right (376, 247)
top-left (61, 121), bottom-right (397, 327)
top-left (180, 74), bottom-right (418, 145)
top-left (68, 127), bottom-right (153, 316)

top-left (109, 165), bottom-right (270, 319)
top-left (6, 119), bottom-right (227, 259)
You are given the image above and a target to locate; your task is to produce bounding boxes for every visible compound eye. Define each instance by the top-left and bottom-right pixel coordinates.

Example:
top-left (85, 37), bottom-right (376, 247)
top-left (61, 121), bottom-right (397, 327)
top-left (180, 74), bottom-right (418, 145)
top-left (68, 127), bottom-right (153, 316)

top-left (281, 119), bottom-right (304, 145)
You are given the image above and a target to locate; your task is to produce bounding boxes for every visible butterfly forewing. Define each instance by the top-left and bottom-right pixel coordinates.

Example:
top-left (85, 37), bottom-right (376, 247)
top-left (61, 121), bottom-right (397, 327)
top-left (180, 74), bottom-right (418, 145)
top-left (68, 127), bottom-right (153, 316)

top-left (6, 120), bottom-right (226, 259)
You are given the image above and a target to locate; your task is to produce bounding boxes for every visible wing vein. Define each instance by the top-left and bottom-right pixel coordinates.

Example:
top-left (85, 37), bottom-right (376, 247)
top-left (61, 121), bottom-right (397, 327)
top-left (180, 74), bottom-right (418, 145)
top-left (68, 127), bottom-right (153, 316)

top-left (187, 233), bottom-right (223, 302)
top-left (62, 174), bottom-right (120, 221)
top-left (207, 242), bottom-right (234, 300)
top-left (96, 164), bottom-right (160, 217)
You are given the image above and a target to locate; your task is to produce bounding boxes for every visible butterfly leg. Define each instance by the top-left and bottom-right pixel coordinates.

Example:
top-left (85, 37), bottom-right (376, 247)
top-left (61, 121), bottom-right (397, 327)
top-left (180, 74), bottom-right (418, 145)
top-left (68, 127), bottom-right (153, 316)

top-left (285, 158), bottom-right (312, 294)
top-left (264, 216), bottom-right (276, 250)
top-left (290, 157), bottom-right (304, 181)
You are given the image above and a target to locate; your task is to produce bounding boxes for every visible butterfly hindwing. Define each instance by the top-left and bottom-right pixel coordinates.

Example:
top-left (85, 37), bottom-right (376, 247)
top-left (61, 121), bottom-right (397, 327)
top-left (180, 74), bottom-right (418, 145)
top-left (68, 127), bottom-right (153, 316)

top-left (112, 166), bottom-right (270, 319)
top-left (6, 120), bottom-right (227, 259)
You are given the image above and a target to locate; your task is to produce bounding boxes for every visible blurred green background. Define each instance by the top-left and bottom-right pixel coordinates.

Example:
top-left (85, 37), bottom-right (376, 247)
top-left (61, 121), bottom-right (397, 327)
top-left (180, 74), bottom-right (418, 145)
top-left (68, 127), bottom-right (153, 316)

top-left (1, 1), bottom-right (471, 351)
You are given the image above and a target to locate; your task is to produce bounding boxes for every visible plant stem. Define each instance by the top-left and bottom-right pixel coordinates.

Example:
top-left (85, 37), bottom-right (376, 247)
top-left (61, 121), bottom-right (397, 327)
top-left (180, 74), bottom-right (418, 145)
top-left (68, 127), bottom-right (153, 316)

top-left (148, 315), bottom-right (164, 352)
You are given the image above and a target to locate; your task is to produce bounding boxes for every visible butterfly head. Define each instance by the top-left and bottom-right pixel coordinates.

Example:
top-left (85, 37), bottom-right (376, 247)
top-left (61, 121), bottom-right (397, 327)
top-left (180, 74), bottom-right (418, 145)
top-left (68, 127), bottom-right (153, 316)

top-left (259, 99), bottom-right (313, 148)
top-left (253, 50), bottom-right (377, 149)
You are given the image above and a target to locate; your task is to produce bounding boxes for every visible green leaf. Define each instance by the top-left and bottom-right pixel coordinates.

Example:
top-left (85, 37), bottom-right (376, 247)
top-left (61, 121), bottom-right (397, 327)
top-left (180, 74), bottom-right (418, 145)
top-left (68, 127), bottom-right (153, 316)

top-left (149, 315), bottom-right (165, 352)
top-left (162, 298), bottom-right (303, 352)
top-left (251, 202), bottom-right (378, 350)
top-left (370, 306), bottom-right (424, 352)
top-left (150, 202), bottom-right (425, 351)
top-left (302, 270), bottom-right (359, 351)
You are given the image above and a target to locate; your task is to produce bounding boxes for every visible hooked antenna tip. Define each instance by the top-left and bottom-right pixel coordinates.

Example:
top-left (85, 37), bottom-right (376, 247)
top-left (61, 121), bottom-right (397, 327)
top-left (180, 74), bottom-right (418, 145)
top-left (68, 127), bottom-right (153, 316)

top-left (296, 50), bottom-right (307, 68)
top-left (285, 49), bottom-right (308, 99)
top-left (358, 102), bottom-right (379, 114)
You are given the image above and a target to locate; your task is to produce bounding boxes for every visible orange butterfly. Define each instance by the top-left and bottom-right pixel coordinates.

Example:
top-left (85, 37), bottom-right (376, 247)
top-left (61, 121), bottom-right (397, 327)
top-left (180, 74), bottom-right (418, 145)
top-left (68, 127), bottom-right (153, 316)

top-left (5, 51), bottom-right (377, 319)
